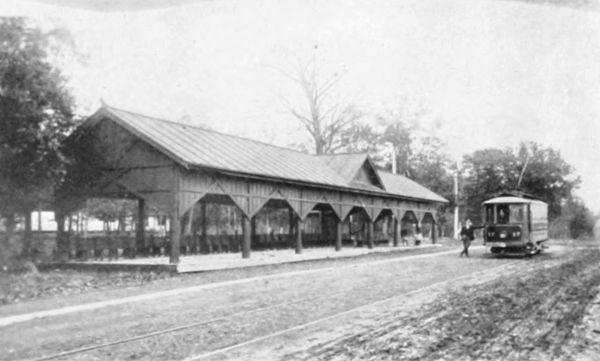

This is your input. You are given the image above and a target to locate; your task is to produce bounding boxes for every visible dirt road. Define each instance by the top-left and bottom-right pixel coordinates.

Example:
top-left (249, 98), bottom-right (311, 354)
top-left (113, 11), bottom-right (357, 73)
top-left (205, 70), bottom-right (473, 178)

top-left (0, 243), bottom-right (588, 361)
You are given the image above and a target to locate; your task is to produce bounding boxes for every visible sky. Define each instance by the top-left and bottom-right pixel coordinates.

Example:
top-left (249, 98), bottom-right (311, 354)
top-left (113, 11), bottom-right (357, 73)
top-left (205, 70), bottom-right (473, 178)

top-left (1, 0), bottom-right (600, 211)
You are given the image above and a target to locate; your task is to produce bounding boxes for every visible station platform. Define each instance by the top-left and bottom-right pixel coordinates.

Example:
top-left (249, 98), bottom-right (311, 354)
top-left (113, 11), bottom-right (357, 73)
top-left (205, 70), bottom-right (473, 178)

top-left (43, 243), bottom-right (445, 273)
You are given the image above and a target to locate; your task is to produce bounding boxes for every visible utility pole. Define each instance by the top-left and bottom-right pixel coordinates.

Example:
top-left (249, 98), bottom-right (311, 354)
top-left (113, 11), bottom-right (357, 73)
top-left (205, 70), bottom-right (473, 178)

top-left (390, 143), bottom-right (397, 175)
top-left (453, 167), bottom-right (459, 239)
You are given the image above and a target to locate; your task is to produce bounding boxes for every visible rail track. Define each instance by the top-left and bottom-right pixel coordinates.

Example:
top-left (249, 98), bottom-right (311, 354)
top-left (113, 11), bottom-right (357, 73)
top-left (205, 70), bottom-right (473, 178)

top-left (15, 247), bottom-right (579, 361)
top-left (182, 260), bottom-right (538, 361)
top-left (24, 258), bottom-right (525, 361)
top-left (280, 249), bottom-right (593, 361)
top-left (0, 247), bottom-right (465, 328)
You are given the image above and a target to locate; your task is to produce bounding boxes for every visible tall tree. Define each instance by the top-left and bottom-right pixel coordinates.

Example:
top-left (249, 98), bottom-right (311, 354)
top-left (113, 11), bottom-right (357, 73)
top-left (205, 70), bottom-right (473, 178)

top-left (335, 104), bottom-right (455, 232)
top-left (516, 142), bottom-right (579, 218)
top-left (460, 143), bottom-right (580, 223)
top-left (0, 18), bottom-right (75, 254)
top-left (278, 59), bottom-right (362, 155)
top-left (380, 121), bottom-right (413, 175)
top-left (564, 198), bottom-right (596, 239)
top-left (410, 136), bottom-right (453, 198)
top-left (375, 98), bottom-right (426, 176)
top-left (460, 148), bottom-right (516, 222)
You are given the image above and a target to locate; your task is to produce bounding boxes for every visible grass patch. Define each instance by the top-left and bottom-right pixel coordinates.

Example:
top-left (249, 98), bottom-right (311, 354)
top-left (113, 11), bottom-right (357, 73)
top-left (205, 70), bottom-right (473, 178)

top-left (0, 269), bottom-right (173, 305)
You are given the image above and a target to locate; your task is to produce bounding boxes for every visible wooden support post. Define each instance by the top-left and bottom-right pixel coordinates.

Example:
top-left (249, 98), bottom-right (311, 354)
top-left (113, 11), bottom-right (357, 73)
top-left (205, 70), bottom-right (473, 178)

top-left (251, 216), bottom-right (257, 245)
top-left (201, 202), bottom-right (207, 253)
top-left (191, 204), bottom-right (199, 253)
top-left (242, 215), bottom-right (251, 258)
top-left (169, 214), bottom-right (181, 264)
top-left (295, 216), bottom-right (303, 254)
top-left (367, 220), bottom-right (374, 249)
top-left (135, 198), bottom-right (145, 257)
top-left (393, 217), bottom-right (399, 247)
top-left (288, 208), bottom-right (294, 244)
top-left (432, 223), bottom-right (438, 244)
top-left (37, 207), bottom-right (43, 232)
top-left (185, 203), bottom-right (194, 253)
top-left (335, 218), bottom-right (342, 251)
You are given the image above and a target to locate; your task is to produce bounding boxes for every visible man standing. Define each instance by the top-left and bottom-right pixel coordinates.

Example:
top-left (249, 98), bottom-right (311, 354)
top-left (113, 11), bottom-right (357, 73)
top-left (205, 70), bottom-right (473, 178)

top-left (460, 219), bottom-right (476, 257)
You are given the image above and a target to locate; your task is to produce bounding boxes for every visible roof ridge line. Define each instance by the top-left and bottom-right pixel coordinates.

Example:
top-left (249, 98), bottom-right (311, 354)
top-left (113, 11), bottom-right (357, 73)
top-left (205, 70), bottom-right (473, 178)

top-left (317, 152), bottom-right (369, 157)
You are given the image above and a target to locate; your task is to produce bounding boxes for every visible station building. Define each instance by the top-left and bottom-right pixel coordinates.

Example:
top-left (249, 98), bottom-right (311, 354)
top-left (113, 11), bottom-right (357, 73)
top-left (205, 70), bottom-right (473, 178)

top-left (56, 105), bottom-right (447, 264)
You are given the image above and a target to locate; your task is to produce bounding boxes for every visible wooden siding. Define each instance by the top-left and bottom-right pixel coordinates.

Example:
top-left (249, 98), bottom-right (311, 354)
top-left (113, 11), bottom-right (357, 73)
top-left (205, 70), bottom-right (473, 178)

top-left (169, 165), bottom-right (440, 225)
top-left (61, 116), bottom-right (442, 226)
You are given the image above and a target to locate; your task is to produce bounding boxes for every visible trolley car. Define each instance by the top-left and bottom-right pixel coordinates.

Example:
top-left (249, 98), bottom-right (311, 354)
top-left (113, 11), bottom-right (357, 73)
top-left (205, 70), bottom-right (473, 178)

top-left (482, 193), bottom-right (548, 255)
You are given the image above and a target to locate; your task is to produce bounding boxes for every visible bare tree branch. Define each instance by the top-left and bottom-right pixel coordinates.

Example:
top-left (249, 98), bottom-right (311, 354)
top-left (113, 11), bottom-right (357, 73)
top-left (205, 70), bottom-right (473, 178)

top-left (272, 58), bottom-right (361, 154)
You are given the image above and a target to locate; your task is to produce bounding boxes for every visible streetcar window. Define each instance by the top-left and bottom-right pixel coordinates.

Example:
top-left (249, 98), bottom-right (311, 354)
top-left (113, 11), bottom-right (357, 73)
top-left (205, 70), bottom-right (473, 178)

top-left (485, 205), bottom-right (494, 222)
top-left (509, 205), bottom-right (524, 222)
top-left (497, 204), bottom-right (510, 224)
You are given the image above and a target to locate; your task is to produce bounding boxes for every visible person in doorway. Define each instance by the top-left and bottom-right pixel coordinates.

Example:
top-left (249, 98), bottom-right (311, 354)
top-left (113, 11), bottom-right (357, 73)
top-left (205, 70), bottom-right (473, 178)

top-left (460, 219), bottom-right (477, 257)
top-left (414, 227), bottom-right (423, 246)
top-left (400, 229), bottom-right (409, 246)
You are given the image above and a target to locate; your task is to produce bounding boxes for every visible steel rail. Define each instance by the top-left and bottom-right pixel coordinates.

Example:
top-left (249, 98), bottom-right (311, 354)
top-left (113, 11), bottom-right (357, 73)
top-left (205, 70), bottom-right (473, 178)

top-left (23, 252), bottom-right (516, 361)
top-left (182, 260), bottom-right (525, 361)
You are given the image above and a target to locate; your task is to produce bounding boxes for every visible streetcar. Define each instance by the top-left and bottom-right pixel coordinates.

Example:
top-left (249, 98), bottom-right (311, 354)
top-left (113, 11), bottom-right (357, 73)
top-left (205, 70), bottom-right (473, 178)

top-left (482, 192), bottom-right (548, 255)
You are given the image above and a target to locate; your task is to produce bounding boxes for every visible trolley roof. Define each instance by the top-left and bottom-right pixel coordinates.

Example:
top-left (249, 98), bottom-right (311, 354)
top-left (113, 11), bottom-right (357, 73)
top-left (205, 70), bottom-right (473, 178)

top-left (483, 196), bottom-right (547, 205)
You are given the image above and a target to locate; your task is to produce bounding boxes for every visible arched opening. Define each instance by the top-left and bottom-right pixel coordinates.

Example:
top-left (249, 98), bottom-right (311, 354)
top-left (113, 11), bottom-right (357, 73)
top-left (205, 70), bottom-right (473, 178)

top-left (251, 198), bottom-right (297, 251)
top-left (421, 212), bottom-right (437, 244)
top-left (344, 206), bottom-right (372, 247)
top-left (374, 209), bottom-right (394, 246)
top-left (401, 211), bottom-right (419, 246)
top-left (180, 193), bottom-right (244, 255)
top-left (303, 203), bottom-right (339, 248)
top-left (65, 197), bottom-right (144, 260)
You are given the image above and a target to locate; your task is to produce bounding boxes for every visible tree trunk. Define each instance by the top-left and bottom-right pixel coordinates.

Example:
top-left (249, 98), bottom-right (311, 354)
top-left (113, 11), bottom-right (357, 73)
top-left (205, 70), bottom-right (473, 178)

top-left (55, 212), bottom-right (68, 261)
top-left (2, 214), bottom-right (17, 256)
top-left (23, 209), bottom-right (33, 257)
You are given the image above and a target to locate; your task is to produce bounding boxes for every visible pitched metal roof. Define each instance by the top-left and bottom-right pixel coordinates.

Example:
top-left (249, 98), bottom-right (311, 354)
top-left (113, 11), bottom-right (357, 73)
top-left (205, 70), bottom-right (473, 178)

top-left (378, 171), bottom-right (448, 203)
top-left (319, 153), bottom-right (385, 191)
top-left (319, 153), bottom-right (369, 181)
top-left (95, 106), bottom-right (349, 187)
top-left (84, 106), bottom-right (447, 203)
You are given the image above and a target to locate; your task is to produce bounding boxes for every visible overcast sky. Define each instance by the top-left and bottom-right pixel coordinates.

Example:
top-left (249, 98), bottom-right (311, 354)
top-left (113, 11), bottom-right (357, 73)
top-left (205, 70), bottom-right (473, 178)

top-left (2, 0), bottom-right (600, 211)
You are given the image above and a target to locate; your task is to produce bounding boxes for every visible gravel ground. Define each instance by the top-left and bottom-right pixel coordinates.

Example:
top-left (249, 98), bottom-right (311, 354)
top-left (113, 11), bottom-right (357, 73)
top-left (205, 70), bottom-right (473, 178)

top-left (1, 240), bottom-right (592, 361)
top-left (0, 243), bottom-right (453, 317)
top-left (567, 288), bottom-right (600, 361)
top-left (3, 245), bottom-right (512, 361)
top-left (281, 246), bottom-right (600, 361)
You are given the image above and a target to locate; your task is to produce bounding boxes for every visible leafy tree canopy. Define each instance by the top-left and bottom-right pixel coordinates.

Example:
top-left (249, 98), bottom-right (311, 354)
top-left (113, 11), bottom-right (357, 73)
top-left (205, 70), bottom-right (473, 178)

top-left (461, 142), bottom-right (580, 222)
top-left (333, 102), bottom-right (455, 223)
top-left (0, 17), bottom-right (75, 229)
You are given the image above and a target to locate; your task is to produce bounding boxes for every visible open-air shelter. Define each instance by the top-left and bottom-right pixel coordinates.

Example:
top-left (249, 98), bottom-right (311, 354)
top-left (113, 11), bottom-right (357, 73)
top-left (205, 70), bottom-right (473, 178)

top-left (56, 106), bottom-right (448, 264)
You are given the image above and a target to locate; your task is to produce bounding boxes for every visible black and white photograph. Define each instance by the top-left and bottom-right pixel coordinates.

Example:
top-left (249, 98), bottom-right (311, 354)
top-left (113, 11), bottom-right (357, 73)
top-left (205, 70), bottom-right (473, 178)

top-left (1, 0), bottom-right (600, 360)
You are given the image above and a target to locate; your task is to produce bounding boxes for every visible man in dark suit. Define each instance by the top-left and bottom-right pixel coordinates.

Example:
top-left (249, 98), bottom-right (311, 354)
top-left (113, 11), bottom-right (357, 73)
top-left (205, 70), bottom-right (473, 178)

top-left (460, 219), bottom-right (476, 257)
